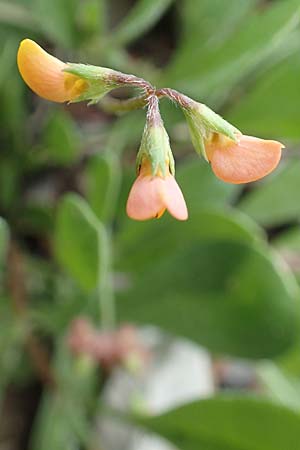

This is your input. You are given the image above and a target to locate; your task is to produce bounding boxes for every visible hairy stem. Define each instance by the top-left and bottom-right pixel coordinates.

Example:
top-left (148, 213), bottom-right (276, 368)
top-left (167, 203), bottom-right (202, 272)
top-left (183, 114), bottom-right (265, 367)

top-left (100, 94), bottom-right (148, 114)
top-left (99, 86), bottom-right (194, 116)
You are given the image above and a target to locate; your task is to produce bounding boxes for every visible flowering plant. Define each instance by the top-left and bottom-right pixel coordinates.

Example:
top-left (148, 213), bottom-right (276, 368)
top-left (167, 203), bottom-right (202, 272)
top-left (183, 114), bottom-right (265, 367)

top-left (1, 2), bottom-right (300, 450)
top-left (18, 39), bottom-right (283, 221)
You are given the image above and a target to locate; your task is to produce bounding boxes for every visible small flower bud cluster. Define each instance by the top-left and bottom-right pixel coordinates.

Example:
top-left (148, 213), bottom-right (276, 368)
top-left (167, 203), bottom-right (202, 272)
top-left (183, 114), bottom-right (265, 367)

top-left (68, 318), bottom-right (149, 371)
top-left (17, 39), bottom-right (284, 222)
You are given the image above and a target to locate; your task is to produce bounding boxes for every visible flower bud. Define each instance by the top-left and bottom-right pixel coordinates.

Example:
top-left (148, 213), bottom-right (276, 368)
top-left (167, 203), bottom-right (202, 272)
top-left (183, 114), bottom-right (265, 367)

top-left (178, 95), bottom-right (283, 183)
top-left (127, 96), bottom-right (188, 221)
top-left (126, 159), bottom-right (188, 221)
top-left (17, 39), bottom-right (121, 104)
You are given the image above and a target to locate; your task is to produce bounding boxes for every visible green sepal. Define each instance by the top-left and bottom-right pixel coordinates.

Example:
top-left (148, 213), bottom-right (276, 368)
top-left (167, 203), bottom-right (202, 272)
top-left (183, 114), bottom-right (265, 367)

top-left (183, 111), bottom-right (208, 161)
top-left (183, 101), bottom-right (240, 160)
top-left (200, 103), bottom-right (240, 140)
top-left (64, 63), bottom-right (121, 104)
top-left (65, 63), bottom-right (118, 80)
top-left (136, 124), bottom-right (175, 177)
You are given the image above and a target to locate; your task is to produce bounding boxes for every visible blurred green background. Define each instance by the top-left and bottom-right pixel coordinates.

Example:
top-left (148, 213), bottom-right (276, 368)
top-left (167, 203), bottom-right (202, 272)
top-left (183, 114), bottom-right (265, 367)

top-left (2, 0), bottom-right (300, 449)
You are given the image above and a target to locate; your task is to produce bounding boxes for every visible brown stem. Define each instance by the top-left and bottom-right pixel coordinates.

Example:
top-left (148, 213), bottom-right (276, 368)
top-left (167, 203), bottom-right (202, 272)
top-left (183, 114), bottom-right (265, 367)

top-left (94, 64), bottom-right (198, 115)
top-left (112, 72), bottom-right (155, 94)
top-left (156, 88), bottom-right (194, 108)
top-left (99, 87), bottom-right (195, 117)
top-left (146, 94), bottom-right (163, 127)
top-left (7, 239), bottom-right (56, 388)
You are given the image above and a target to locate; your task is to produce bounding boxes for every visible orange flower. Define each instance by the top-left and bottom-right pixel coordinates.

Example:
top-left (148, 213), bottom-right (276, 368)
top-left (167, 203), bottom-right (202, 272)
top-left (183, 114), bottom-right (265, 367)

top-left (206, 134), bottom-right (283, 184)
top-left (17, 39), bottom-right (88, 102)
top-left (126, 161), bottom-right (188, 221)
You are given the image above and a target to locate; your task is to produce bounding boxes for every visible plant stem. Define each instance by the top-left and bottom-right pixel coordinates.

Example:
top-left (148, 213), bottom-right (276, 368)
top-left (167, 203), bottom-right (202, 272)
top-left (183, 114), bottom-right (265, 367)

top-left (99, 87), bottom-right (194, 116)
top-left (100, 94), bottom-right (148, 114)
top-left (97, 223), bottom-right (115, 330)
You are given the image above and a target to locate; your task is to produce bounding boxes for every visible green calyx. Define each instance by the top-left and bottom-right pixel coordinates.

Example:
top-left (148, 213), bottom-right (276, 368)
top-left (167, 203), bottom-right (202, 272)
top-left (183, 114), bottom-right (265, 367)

top-left (64, 63), bottom-right (122, 105)
top-left (136, 124), bottom-right (175, 177)
top-left (183, 101), bottom-right (240, 161)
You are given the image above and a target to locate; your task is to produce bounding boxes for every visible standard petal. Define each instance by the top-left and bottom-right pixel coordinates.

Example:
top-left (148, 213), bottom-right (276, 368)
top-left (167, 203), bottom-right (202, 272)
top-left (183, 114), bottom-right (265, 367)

top-left (126, 175), bottom-right (165, 220)
top-left (163, 175), bottom-right (188, 220)
top-left (207, 135), bottom-right (283, 184)
top-left (17, 39), bottom-right (78, 102)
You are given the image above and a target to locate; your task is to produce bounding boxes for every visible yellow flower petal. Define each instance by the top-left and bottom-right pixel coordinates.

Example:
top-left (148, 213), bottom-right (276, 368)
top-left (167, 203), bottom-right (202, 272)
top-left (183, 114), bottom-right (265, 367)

top-left (17, 39), bottom-right (86, 103)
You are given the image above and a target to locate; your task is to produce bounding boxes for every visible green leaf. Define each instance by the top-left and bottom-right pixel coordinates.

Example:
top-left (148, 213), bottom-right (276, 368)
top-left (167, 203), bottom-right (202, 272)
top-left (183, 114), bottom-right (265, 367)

top-left (76, 0), bottom-right (107, 39)
top-left (228, 56), bottom-right (300, 139)
top-left (117, 240), bottom-right (300, 359)
top-left (0, 217), bottom-right (9, 268)
top-left (278, 341), bottom-right (300, 377)
top-left (238, 160), bottom-right (300, 227)
top-left (139, 395), bottom-right (300, 450)
top-left (181, 0), bottom-right (258, 49)
top-left (31, 341), bottom-right (97, 450)
top-left (107, 111), bottom-right (146, 154)
top-left (168, 157), bottom-right (240, 212)
top-left (32, 0), bottom-right (78, 47)
top-left (164, 0), bottom-right (300, 104)
top-left (165, 0), bottom-right (258, 82)
top-left (54, 193), bottom-right (105, 291)
top-left (0, 1), bottom-right (37, 30)
top-left (118, 208), bottom-right (265, 273)
top-left (0, 38), bottom-right (20, 89)
top-left (257, 362), bottom-right (300, 412)
top-left (111, 0), bottom-right (174, 46)
top-left (0, 73), bottom-right (26, 147)
top-left (85, 152), bottom-right (121, 222)
top-left (42, 110), bottom-right (81, 165)
top-left (0, 157), bottom-right (20, 210)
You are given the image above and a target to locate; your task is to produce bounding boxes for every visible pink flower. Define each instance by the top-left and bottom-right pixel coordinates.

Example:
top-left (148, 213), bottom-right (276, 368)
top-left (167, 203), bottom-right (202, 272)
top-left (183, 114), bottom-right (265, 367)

top-left (126, 161), bottom-right (188, 221)
top-left (206, 134), bottom-right (283, 184)
top-left (68, 318), bottom-right (149, 371)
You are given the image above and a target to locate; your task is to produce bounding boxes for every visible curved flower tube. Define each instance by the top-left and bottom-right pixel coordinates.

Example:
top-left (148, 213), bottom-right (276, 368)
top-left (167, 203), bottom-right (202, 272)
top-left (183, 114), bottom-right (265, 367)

top-left (206, 134), bottom-right (283, 184)
top-left (17, 39), bottom-right (88, 102)
top-left (126, 161), bottom-right (188, 221)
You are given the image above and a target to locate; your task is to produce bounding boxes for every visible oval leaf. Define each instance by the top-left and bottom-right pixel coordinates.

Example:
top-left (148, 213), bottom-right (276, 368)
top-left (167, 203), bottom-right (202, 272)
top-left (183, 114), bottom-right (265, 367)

top-left (54, 193), bottom-right (105, 291)
top-left (139, 395), bottom-right (300, 450)
top-left (118, 240), bottom-right (300, 358)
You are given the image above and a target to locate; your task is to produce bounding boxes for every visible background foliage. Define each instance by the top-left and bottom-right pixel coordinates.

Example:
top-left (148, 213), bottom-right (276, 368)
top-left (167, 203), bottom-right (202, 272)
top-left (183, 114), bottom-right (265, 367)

top-left (1, 0), bottom-right (300, 449)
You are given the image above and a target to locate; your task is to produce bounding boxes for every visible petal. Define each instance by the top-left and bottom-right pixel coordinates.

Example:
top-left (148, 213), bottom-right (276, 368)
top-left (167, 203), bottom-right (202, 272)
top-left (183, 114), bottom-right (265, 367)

top-left (126, 175), bottom-right (165, 220)
top-left (207, 135), bottom-right (283, 184)
top-left (162, 175), bottom-right (188, 220)
top-left (17, 39), bottom-right (80, 102)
